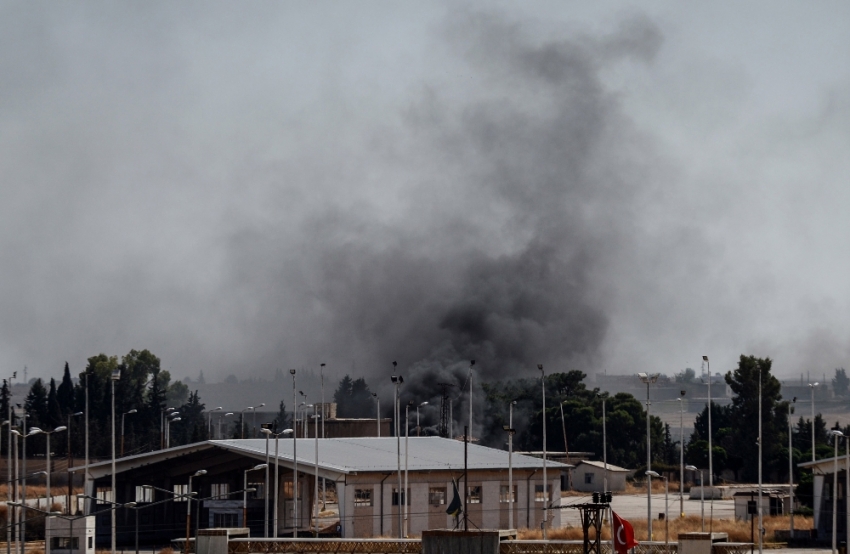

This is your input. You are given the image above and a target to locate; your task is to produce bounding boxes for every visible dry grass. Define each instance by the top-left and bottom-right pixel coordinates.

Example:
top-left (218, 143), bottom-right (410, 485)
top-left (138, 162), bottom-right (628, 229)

top-left (517, 514), bottom-right (813, 543)
top-left (0, 484), bottom-right (83, 500)
top-left (158, 547), bottom-right (175, 554)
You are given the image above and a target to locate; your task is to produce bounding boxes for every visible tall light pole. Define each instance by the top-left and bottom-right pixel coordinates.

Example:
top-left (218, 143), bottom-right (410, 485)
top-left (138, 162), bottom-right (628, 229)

top-left (404, 401), bottom-right (412, 537)
top-left (312, 407), bottom-right (320, 537)
top-left (66, 411), bottom-right (83, 515)
top-left (219, 412), bottom-right (233, 438)
top-left (5, 371), bottom-right (14, 554)
top-left (261, 428), bottom-right (271, 537)
top-left (208, 407), bottom-right (222, 439)
top-left (416, 402), bottom-right (428, 437)
top-left (830, 430), bottom-right (843, 554)
top-left (83, 368), bottom-right (89, 515)
top-left (559, 400), bottom-right (570, 470)
top-left (111, 367), bottom-right (120, 554)
top-left (320, 363), bottom-right (326, 439)
top-left (686, 465), bottom-right (704, 531)
top-left (638, 371), bottom-right (660, 540)
top-left (166, 414), bottom-right (181, 448)
top-left (600, 393), bottom-right (608, 493)
top-left (539, 363), bottom-right (547, 539)
top-left (121, 409), bottom-right (137, 456)
top-left (372, 393), bottom-right (380, 437)
top-left (42, 426), bottom-right (67, 507)
top-left (391, 363), bottom-right (403, 538)
top-left (243, 464), bottom-right (268, 530)
top-left (646, 470), bottom-right (669, 550)
top-left (702, 355), bottom-right (714, 533)
top-left (185, 469), bottom-right (207, 552)
top-left (757, 361), bottom-right (763, 554)
top-left (241, 406), bottom-right (255, 439)
top-left (299, 393), bottom-right (307, 437)
top-left (789, 397), bottom-right (796, 533)
top-left (468, 361), bottom-right (475, 442)
top-left (16, 425), bottom-right (42, 554)
top-left (810, 382), bottom-right (820, 462)
top-left (290, 369), bottom-right (298, 534)
top-left (272, 428), bottom-right (294, 537)
top-left (678, 390), bottom-right (686, 517)
top-left (505, 400), bottom-right (517, 530)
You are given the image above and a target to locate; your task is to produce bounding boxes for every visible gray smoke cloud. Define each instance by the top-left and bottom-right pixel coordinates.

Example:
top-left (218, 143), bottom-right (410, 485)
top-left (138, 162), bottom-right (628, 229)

top-left (2, 3), bottom-right (849, 392)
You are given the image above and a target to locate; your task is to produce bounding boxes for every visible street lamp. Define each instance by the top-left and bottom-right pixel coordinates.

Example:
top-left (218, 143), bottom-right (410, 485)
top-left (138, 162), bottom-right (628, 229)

top-left (600, 394), bottom-right (608, 493)
top-left (243, 464), bottom-right (268, 530)
top-left (66, 411), bottom-right (83, 514)
top-left (299, 393), bottom-right (307, 437)
top-left (311, 408), bottom-right (321, 537)
top-left (539, 363), bottom-right (548, 540)
top-left (12, 426), bottom-right (42, 554)
top-left (810, 382), bottom-right (820, 462)
top-left (320, 363), bottom-right (326, 439)
top-left (505, 399), bottom-right (517, 530)
top-left (646, 470), bottom-right (669, 550)
top-left (41, 426), bottom-right (67, 508)
top-left (678, 391), bottom-right (686, 517)
top-left (241, 406), bottom-right (255, 439)
top-left (261, 428), bottom-right (271, 537)
top-left (271, 428), bottom-right (294, 537)
top-left (416, 402), bottom-right (428, 437)
top-left (467, 360), bottom-right (475, 442)
top-left (121, 409), bottom-right (137, 456)
top-left (186, 469), bottom-right (207, 552)
top-left (111, 366), bottom-right (121, 554)
top-left (757, 361), bottom-right (763, 554)
top-left (219, 412), bottom-right (234, 438)
top-left (372, 393), bottom-right (380, 437)
top-left (160, 407), bottom-right (176, 449)
top-left (686, 465), bottom-right (704, 531)
top-left (290, 369), bottom-right (298, 534)
top-left (208, 407), bottom-right (222, 439)
top-left (788, 398), bottom-right (797, 534)
top-left (404, 401), bottom-right (412, 537)
top-left (828, 430), bottom-right (844, 554)
top-left (391, 364), bottom-right (403, 538)
top-left (702, 355), bottom-right (715, 533)
top-left (253, 403), bottom-right (266, 439)
top-left (638, 371), bottom-right (660, 540)
top-left (166, 415), bottom-right (182, 448)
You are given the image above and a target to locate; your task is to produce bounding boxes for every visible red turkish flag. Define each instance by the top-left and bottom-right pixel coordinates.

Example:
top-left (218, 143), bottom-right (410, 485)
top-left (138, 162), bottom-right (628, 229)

top-left (612, 510), bottom-right (639, 554)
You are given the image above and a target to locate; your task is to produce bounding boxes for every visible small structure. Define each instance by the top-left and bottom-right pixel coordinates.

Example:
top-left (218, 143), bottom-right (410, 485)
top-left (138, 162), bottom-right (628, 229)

top-left (798, 456), bottom-right (847, 541)
top-left (733, 490), bottom-right (791, 521)
top-left (571, 460), bottom-right (632, 492)
top-left (45, 515), bottom-right (95, 554)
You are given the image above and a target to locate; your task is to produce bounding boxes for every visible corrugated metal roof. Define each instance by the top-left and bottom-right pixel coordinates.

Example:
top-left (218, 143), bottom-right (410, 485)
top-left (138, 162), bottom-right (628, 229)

top-left (212, 437), bottom-right (568, 475)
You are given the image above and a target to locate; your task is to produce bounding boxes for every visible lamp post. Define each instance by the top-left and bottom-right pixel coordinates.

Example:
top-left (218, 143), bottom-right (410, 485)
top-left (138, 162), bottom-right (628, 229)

top-left (391, 363), bottom-right (403, 538)
top-left (559, 400), bottom-right (570, 472)
top-left (160, 407), bottom-right (175, 449)
top-left (253, 403), bottom-right (265, 439)
top-left (416, 402), bottom-right (428, 437)
top-left (539, 363), bottom-right (547, 539)
top-left (4, 372), bottom-right (14, 554)
top-left (298, 394), bottom-right (307, 437)
top-left (702, 355), bottom-right (715, 533)
top-left (686, 465), bottom-right (705, 531)
top-left (186, 469), bottom-right (207, 553)
top-left (67, 411), bottom-right (83, 514)
top-left (505, 399), bottom-right (517, 530)
top-left (208, 407), bottom-right (222, 439)
top-left (372, 393), bottom-right (380, 437)
top-left (404, 401), bottom-right (412, 537)
top-left (678, 391), bottom-right (686, 517)
top-left (638, 371), bottom-right (660, 540)
top-left (12, 426), bottom-right (42, 554)
top-left (290, 369), bottom-right (298, 534)
top-left (810, 382), bottom-right (820, 462)
top-left (243, 464), bottom-right (268, 530)
top-left (261, 428), bottom-right (271, 537)
top-left (110, 367), bottom-right (121, 554)
top-left (241, 406), bottom-right (255, 439)
top-left (829, 430), bottom-right (844, 554)
top-left (320, 363), bottom-right (326, 439)
top-left (219, 412), bottom-right (233, 438)
top-left (41, 426), bottom-right (67, 508)
top-left (121, 409), bottom-right (137, 456)
top-left (166, 415), bottom-right (182, 448)
top-left (788, 397), bottom-right (797, 534)
top-left (600, 394), bottom-right (608, 493)
top-left (467, 361), bottom-right (475, 442)
top-left (312, 407), bottom-right (320, 537)
top-left (646, 471), bottom-right (669, 550)
top-left (272, 429), bottom-right (294, 537)
top-left (757, 361), bottom-right (763, 554)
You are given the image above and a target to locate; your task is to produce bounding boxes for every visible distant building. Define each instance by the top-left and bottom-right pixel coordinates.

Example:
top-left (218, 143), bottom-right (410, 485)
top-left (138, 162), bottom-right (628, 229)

top-left (572, 460), bottom-right (632, 492)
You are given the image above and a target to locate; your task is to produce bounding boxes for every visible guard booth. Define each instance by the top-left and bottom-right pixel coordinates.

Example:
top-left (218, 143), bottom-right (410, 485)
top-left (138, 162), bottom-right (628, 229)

top-left (45, 516), bottom-right (96, 554)
top-left (734, 490), bottom-right (790, 520)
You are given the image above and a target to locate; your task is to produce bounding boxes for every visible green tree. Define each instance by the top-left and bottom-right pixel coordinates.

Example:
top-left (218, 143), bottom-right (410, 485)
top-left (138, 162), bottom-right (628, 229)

top-left (272, 400), bottom-right (290, 431)
top-left (674, 368), bottom-right (696, 384)
top-left (334, 376), bottom-right (374, 418)
top-left (57, 362), bottom-right (75, 417)
top-left (724, 355), bottom-right (784, 482)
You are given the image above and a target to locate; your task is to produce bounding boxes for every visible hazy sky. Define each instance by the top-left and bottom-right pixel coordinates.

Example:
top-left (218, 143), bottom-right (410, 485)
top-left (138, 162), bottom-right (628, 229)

top-left (2, 1), bottom-right (849, 387)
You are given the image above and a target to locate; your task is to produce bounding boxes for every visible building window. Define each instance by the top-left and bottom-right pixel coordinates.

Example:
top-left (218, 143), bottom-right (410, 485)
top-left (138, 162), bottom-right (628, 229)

top-left (213, 512), bottom-right (239, 528)
top-left (51, 537), bottom-right (79, 550)
top-left (173, 484), bottom-right (188, 501)
top-left (135, 486), bottom-right (153, 503)
top-left (499, 485), bottom-right (516, 503)
top-left (429, 487), bottom-right (446, 506)
top-left (585, 473), bottom-right (594, 485)
top-left (535, 485), bottom-right (551, 502)
top-left (211, 483), bottom-right (229, 499)
top-left (467, 486), bottom-right (481, 504)
top-left (354, 489), bottom-right (373, 507)
top-left (392, 488), bottom-right (409, 506)
top-left (96, 487), bottom-right (113, 504)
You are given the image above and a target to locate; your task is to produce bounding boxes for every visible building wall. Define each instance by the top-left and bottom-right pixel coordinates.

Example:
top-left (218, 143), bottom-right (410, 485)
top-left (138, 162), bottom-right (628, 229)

top-left (572, 465), bottom-right (629, 492)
